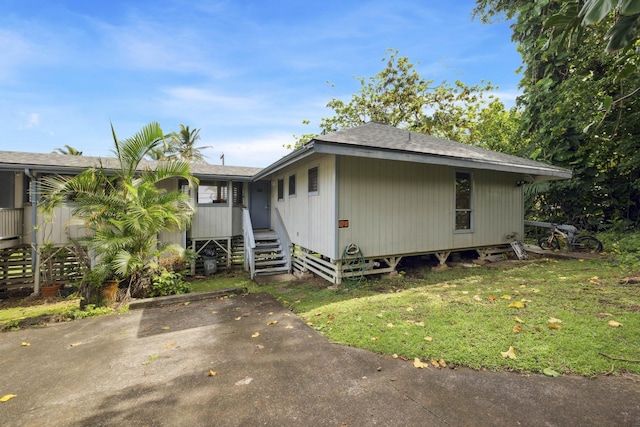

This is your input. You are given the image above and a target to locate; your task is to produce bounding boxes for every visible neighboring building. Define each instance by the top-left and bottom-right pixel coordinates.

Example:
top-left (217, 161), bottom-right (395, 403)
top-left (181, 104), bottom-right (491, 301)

top-left (0, 122), bottom-right (571, 288)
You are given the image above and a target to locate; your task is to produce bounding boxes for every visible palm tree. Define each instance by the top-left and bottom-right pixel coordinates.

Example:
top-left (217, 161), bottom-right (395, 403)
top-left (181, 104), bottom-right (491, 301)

top-left (53, 145), bottom-right (83, 155)
top-left (40, 122), bottom-right (197, 303)
top-left (167, 124), bottom-right (212, 163)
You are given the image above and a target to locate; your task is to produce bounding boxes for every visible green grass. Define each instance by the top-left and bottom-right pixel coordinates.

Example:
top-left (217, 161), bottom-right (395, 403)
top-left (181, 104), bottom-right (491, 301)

top-left (0, 299), bottom-right (81, 324)
top-left (233, 258), bottom-right (639, 377)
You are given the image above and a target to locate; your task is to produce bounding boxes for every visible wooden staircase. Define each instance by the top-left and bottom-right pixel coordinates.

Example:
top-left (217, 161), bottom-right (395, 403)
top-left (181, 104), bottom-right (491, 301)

top-left (253, 230), bottom-right (290, 276)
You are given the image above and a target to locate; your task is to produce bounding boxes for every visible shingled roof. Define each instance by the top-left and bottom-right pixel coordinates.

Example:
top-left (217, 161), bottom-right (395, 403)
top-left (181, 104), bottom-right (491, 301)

top-left (255, 122), bottom-right (571, 181)
top-left (0, 151), bottom-right (262, 180)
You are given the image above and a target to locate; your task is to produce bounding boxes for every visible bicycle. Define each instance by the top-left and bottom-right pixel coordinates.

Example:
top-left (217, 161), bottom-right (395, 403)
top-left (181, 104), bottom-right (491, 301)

top-left (537, 224), bottom-right (603, 253)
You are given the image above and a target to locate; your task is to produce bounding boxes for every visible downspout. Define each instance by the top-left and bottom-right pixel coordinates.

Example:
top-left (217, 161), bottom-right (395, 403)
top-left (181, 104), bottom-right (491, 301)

top-left (24, 168), bottom-right (39, 296)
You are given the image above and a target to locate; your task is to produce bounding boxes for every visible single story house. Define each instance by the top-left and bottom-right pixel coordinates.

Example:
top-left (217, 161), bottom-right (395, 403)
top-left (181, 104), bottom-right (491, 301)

top-left (0, 122), bottom-right (571, 289)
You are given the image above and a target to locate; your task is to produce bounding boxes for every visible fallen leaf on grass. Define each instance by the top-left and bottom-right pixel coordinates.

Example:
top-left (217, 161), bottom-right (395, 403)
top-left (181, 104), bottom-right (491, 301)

top-left (251, 332), bottom-right (260, 338)
top-left (597, 313), bottom-right (613, 318)
top-left (424, 336), bottom-right (433, 341)
top-left (0, 394), bottom-right (17, 402)
top-left (371, 337), bottom-right (379, 341)
top-left (20, 342), bottom-right (30, 347)
top-left (392, 354), bottom-right (399, 359)
top-left (543, 368), bottom-right (561, 377)
top-left (439, 359), bottom-right (447, 368)
top-left (406, 307), bottom-right (414, 312)
top-left (473, 295), bottom-right (482, 301)
top-left (386, 323), bottom-right (394, 328)
top-left (315, 312), bottom-right (323, 316)
top-left (608, 320), bottom-right (623, 327)
top-left (208, 370), bottom-right (218, 377)
top-left (548, 323), bottom-right (562, 330)
top-left (548, 317), bottom-right (563, 324)
top-left (488, 295), bottom-right (498, 301)
top-left (413, 358), bottom-right (430, 369)
top-left (501, 295), bottom-right (512, 300)
top-left (508, 301), bottom-right (525, 308)
top-left (513, 325), bottom-right (522, 333)
top-left (500, 346), bottom-right (517, 360)
top-left (430, 359), bottom-right (440, 368)
top-left (414, 321), bottom-right (425, 327)
top-left (266, 320), bottom-right (278, 326)
top-left (514, 316), bottom-right (523, 323)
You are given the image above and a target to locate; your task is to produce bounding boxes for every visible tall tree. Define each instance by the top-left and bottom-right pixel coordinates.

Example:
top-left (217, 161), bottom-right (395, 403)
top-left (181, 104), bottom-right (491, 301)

top-left (40, 122), bottom-right (197, 302)
top-left (291, 50), bottom-right (521, 151)
top-left (474, 0), bottom-right (640, 229)
top-left (167, 124), bottom-right (212, 163)
top-left (53, 145), bottom-right (83, 155)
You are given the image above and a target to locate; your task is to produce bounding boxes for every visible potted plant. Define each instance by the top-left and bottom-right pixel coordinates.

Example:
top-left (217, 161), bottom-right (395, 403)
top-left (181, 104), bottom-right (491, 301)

top-left (38, 241), bottom-right (65, 297)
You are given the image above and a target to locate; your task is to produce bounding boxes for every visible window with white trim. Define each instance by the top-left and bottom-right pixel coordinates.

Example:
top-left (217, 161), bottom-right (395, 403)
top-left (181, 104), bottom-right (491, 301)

top-left (198, 181), bottom-right (228, 205)
top-left (308, 166), bottom-right (318, 194)
top-left (288, 174), bottom-right (296, 197)
top-left (277, 178), bottom-right (284, 201)
top-left (455, 172), bottom-right (472, 231)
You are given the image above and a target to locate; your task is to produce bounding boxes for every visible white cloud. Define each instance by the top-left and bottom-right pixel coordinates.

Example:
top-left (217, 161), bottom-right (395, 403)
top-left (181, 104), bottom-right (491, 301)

top-left (203, 133), bottom-right (291, 168)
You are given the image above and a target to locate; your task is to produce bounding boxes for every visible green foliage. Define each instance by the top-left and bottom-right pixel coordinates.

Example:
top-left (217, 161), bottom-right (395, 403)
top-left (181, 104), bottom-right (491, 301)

top-left (290, 50), bottom-right (523, 154)
top-left (598, 231), bottom-right (640, 269)
top-left (148, 269), bottom-right (191, 297)
top-left (39, 122), bottom-right (198, 302)
top-left (474, 0), bottom-right (640, 230)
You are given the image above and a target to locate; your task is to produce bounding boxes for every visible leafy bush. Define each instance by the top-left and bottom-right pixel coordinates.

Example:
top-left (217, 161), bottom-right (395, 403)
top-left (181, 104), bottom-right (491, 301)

top-left (148, 269), bottom-right (191, 297)
top-left (598, 231), bottom-right (640, 271)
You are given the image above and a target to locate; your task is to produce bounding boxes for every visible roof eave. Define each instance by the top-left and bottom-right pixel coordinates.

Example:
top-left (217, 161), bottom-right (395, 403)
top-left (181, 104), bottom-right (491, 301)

top-left (313, 141), bottom-right (572, 180)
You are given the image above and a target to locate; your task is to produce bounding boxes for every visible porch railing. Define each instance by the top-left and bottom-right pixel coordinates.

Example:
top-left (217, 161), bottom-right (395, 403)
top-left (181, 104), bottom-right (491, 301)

top-left (242, 208), bottom-right (256, 278)
top-left (0, 208), bottom-right (23, 240)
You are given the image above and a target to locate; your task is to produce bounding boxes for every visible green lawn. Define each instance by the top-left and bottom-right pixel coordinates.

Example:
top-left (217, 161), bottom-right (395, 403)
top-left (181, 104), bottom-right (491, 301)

top-left (223, 257), bottom-right (639, 377)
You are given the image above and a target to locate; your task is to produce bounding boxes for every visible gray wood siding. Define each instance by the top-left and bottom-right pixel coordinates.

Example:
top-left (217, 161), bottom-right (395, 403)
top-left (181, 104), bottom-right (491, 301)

top-left (271, 154), bottom-right (337, 259)
top-left (190, 205), bottom-right (233, 238)
top-left (337, 157), bottom-right (523, 259)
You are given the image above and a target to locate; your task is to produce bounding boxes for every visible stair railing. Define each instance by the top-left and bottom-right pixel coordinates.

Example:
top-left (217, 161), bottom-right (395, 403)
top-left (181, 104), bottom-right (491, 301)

top-left (242, 208), bottom-right (256, 279)
top-left (274, 208), bottom-right (292, 273)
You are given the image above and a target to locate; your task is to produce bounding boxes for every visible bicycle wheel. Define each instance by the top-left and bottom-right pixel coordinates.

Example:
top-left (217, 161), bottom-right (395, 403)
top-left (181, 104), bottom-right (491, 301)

top-left (538, 235), bottom-right (559, 250)
top-left (573, 236), bottom-right (603, 253)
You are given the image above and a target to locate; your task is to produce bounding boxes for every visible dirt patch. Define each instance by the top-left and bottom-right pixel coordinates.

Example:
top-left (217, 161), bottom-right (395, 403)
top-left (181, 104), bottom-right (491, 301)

top-left (619, 274), bottom-right (640, 285)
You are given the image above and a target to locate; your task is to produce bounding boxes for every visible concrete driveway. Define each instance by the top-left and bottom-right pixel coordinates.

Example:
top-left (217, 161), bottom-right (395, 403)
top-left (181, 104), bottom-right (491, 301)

top-left (1, 292), bottom-right (639, 426)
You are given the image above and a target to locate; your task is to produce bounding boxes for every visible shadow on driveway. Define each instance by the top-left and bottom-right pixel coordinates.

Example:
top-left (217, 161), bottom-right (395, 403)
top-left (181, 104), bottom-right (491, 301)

top-left (1, 293), bottom-right (639, 426)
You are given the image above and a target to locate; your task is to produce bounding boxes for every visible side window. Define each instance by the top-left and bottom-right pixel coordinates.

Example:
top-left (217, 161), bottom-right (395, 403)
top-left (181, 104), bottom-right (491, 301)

top-left (233, 182), bottom-right (245, 206)
top-left (455, 172), bottom-right (472, 231)
top-left (277, 178), bottom-right (284, 201)
top-left (308, 167), bottom-right (318, 194)
top-left (198, 181), bottom-right (228, 205)
top-left (288, 174), bottom-right (296, 197)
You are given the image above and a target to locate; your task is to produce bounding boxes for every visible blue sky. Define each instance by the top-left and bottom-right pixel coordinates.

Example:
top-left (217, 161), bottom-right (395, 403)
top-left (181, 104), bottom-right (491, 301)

top-left (0, 0), bottom-right (520, 167)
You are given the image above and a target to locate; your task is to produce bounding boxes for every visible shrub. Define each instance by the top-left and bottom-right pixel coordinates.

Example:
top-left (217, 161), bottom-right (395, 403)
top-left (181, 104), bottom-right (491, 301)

top-left (148, 269), bottom-right (191, 297)
top-left (598, 231), bottom-right (640, 271)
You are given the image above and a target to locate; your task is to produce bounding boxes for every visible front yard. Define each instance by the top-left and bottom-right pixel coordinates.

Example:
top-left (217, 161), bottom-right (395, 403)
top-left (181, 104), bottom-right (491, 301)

top-left (2, 256), bottom-right (639, 377)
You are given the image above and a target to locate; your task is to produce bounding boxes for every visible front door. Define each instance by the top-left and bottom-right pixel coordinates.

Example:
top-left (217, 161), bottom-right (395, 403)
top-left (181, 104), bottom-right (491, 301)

top-left (250, 180), bottom-right (271, 229)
